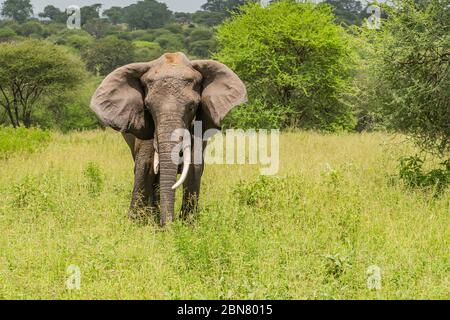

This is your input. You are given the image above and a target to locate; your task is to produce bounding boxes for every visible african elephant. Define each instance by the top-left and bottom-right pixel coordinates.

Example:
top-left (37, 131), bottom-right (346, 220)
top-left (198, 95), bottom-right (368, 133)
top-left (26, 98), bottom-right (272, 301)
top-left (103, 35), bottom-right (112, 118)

top-left (90, 52), bottom-right (247, 225)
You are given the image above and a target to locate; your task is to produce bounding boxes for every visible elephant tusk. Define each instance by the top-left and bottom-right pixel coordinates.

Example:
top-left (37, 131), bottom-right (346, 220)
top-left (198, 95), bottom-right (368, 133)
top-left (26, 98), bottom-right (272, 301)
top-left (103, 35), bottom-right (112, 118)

top-left (172, 145), bottom-right (191, 190)
top-left (153, 151), bottom-right (159, 174)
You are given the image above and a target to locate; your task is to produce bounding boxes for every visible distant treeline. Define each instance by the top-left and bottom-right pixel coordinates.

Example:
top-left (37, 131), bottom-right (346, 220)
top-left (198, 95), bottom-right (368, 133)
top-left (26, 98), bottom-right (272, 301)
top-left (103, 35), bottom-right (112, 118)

top-left (0, 0), bottom-right (448, 162)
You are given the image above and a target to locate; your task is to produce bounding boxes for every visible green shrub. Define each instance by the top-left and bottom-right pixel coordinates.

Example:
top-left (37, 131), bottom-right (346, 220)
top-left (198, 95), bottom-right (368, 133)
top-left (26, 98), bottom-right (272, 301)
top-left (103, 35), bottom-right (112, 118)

top-left (399, 155), bottom-right (450, 195)
top-left (368, 0), bottom-right (450, 154)
top-left (0, 27), bottom-right (16, 42)
top-left (223, 99), bottom-right (295, 129)
top-left (11, 175), bottom-right (55, 211)
top-left (83, 162), bottom-right (104, 197)
top-left (215, 1), bottom-right (357, 131)
top-left (0, 127), bottom-right (51, 159)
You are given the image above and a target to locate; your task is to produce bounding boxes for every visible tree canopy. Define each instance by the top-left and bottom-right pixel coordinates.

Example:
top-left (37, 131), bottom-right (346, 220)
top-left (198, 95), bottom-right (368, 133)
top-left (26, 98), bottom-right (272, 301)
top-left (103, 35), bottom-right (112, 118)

top-left (0, 40), bottom-right (85, 127)
top-left (369, 0), bottom-right (450, 155)
top-left (216, 1), bottom-right (357, 130)
top-left (1, 0), bottom-right (33, 23)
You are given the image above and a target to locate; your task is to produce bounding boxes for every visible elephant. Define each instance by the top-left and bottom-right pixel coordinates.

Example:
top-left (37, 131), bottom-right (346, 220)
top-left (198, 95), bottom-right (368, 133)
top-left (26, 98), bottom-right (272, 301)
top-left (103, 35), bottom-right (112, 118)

top-left (90, 52), bottom-right (247, 225)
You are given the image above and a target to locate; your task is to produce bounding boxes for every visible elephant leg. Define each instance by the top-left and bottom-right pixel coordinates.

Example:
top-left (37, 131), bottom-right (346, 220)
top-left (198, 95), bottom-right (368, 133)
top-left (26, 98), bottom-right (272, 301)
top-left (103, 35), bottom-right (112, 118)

top-left (181, 162), bottom-right (204, 219)
top-left (150, 173), bottom-right (160, 212)
top-left (129, 139), bottom-right (157, 220)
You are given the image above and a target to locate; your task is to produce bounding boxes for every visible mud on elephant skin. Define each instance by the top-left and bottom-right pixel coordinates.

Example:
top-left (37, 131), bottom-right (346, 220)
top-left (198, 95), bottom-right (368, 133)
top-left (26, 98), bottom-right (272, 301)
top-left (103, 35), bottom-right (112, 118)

top-left (90, 52), bottom-right (247, 226)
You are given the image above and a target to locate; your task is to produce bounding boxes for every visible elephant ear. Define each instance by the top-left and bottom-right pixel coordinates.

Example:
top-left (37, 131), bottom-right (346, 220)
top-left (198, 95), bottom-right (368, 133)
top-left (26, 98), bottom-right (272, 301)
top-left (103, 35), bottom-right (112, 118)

top-left (192, 60), bottom-right (247, 131)
top-left (90, 62), bottom-right (155, 140)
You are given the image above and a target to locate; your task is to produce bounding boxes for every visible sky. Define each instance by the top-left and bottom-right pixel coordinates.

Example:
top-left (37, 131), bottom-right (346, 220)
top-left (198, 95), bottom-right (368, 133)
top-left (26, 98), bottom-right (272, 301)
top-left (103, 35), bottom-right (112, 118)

top-left (25, 0), bottom-right (205, 14)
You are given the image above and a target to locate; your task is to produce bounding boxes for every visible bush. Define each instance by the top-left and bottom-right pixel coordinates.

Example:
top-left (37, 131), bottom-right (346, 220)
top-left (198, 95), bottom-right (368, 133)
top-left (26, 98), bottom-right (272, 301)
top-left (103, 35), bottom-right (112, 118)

top-left (0, 127), bottom-right (51, 159)
top-left (83, 162), bottom-right (104, 197)
top-left (368, 0), bottom-right (450, 155)
top-left (223, 99), bottom-right (295, 129)
top-left (0, 27), bottom-right (17, 41)
top-left (399, 155), bottom-right (450, 195)
top-left (188, 39), bottom-right (217, 58)
top-left (132, 40), bottom-right (163, 62)
top-left (82, 36), bottom-right (135, 75)
top-left (154, 33), bottom-right (185, 51)
top-left (215, 2), bottom-right (357, 131)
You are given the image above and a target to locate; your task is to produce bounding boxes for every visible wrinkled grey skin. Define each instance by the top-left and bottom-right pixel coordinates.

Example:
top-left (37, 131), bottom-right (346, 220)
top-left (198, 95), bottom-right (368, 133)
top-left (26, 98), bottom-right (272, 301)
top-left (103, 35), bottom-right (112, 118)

top-left (122, 132), bottom-right (206, 222)
top-left (91, 52), bottom-right (247, 226)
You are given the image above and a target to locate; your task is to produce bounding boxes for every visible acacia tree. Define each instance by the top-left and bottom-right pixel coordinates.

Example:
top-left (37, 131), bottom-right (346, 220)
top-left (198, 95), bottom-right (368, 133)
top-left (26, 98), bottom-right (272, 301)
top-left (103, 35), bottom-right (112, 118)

top-left (123, 0), bottom-right (172, 29)
top-left (370, 0), bottom-right (450, 155)
top-left (0, 40), bottom-right (85, 128)
top-left (0, 0), bottom-right (33, 23)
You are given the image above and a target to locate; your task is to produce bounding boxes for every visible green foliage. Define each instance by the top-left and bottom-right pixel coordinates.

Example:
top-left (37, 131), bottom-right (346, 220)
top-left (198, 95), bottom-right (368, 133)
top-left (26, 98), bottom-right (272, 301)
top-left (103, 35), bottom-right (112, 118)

top-left (399, 155), bottom-right (450, 194)
top-left (123, 0), bottom-right (172, 30)
top-left (11, 20), bottom-right (43, 37)
top-left (38, 5), bottom-right (67, 23)
top-left (0, 27), bottom-right (17, 41)
top-left (188, 39), bottom-right (217, 58)
top-left (11, 175), bottom-right (55, 211)
top-left (0, 126), bottom-right (50, 159)
top-left (1, 0), bottom-right (33, 23)
top-left (132, 40), bottom-right (163, 62)
top-left (103, 6), bottom-right (124, 25)
top-left (0, 40), bottom-right (86, 128)
top-left (80, 4), bottom-right (101, 26)
top-left (216, 1), bottom-right (357, 131)
top-left (83, 161), bottom-right (104, 197)
top-left (192, 10), bottom-right (227, 26)
top-left (32, 76), bottom-right (100, 132)
top-left (223, 99), bottom-right (294, 129)
top-left (367, 0), bottom-right (450, 154)
top-left (82, 36), bottom-right (135, 75)
top-left (154, 33), bottom-right (185, 51)
top-left (83, 18), bottom-right (114, 39)
top-left (0, 130), bottom-right (448, 299)
top-left (201, 0), bottom-right (247, 13)
top-left (326, 0), bottom-right (364, 26)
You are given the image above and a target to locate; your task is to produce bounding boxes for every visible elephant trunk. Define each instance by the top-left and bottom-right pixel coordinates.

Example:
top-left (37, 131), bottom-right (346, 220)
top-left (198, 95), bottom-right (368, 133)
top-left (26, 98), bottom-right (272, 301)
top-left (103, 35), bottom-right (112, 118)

top-left (156, 117), bottom-right (188, 226)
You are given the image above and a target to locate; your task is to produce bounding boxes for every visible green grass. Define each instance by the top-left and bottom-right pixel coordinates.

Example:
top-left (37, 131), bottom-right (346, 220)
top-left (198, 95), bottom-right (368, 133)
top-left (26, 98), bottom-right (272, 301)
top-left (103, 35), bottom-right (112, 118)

top-left (0, 130), bottom-right (448, 299)
top-left (0, 127), bottom-right (51, 159)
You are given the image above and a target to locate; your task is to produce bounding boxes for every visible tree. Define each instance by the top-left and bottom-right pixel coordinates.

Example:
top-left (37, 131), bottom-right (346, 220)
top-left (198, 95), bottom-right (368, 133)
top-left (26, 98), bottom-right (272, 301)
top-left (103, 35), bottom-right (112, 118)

top-left (192, 10), bottom-right (226, 26)
top-left (215, 1), bottom-right (357, 130)
top-left (0, 40), bottom-right (85, 127)
top-left (173, 12), bottom-right (193, 24)
top-left (123, 0), bottom-right (172, 30)
top-left (325, 0), bottom-right (364, 26)
top-left (1, 0), bottom-right (33, 23)
top-left (82, 37), bottom-right (135, 76)
top-left (103, 6), bottom-right (125, 25)
top-left (83, 18), bottom-right (113, 38)
top-left (38, 5), bottom-right (67, 23)
top-left (80, 4), bottom-right (102, 26)
top-left (201, 0), bottom-right (247, 13)
top-left (368, 0), bottom-right (450, 155)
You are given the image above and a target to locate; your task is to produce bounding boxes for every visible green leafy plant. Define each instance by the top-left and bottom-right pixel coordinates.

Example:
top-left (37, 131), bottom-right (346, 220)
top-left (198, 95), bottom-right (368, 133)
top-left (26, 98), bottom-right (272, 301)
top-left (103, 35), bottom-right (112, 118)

top-left (399, 155), bottom-right (450, 194)
top-left (0, 126), bottom-right (50, 159)
top-left (83, 161), bottom-right (104, 197)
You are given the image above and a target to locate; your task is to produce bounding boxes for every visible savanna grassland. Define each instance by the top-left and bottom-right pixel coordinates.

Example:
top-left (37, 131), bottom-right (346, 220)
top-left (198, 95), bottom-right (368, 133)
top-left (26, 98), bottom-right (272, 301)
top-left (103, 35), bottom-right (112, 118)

top-left (0, 130), bottom-right (448, 299)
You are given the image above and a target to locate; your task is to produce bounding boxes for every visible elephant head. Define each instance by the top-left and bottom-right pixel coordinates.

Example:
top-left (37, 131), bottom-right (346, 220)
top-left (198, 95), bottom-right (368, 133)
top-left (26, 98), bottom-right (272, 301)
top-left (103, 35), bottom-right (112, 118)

top-left (90, 52), bottom-right (247, 225)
